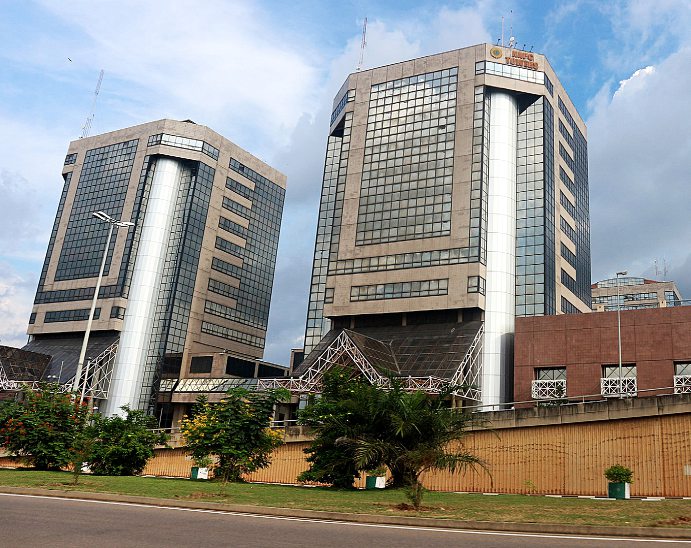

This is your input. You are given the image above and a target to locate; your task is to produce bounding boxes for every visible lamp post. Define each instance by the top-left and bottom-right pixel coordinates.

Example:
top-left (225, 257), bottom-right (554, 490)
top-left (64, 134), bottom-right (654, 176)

top-left (616, 270), bottom-right (628, 398)
top-left (72, 211), bottom-right (134, 403)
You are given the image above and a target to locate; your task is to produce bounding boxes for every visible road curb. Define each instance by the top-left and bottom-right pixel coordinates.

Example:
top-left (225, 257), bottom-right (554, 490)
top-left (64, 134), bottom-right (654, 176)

top-left (1, 486), bottom-right (690, 540)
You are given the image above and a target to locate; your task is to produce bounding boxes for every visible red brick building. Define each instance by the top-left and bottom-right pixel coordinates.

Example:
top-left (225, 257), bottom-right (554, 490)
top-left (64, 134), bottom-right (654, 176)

top-left (514, 306), bottom-right (691, 404)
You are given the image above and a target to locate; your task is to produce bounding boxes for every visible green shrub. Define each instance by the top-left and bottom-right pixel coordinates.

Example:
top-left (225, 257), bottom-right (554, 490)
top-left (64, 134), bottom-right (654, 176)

top-left (0, 384), bottom-right (90, 471)
top-left (298, 368), bottom-right (484, 508)
top-left (181, 388), bottom-right (288, 483)
top-left (88, 406), bottom-right (167, 476)
top-left (604, 464), bottom-right (634, 484)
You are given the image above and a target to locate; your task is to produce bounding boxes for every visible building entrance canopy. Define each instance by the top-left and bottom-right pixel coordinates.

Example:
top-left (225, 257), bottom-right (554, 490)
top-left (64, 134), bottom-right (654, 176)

top-left (260, 322), bottom-right (485, 400)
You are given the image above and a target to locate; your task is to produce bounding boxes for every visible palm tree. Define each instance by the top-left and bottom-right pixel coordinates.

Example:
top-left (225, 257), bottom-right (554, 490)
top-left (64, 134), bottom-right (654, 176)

top-left (300, 369), bottom-right (485, 508)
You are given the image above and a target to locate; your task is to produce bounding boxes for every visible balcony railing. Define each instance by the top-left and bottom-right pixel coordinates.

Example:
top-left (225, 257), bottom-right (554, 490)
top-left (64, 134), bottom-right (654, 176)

top-left (601, 377), bottom-right (637, 397)
top-left (531, 379), bottom-right (567, 400)
top-left (674, 375), bottom-right (691, 394)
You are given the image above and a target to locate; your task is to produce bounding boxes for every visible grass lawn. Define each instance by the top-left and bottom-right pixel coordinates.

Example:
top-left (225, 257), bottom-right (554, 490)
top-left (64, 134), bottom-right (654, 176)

top-left (0, 469), bottom-right (689, 528)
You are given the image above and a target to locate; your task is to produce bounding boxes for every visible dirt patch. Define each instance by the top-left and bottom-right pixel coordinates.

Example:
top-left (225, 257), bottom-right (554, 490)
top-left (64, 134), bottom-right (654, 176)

top-left (655, 516), bottom-right (691, 527)
top-left (391, 502), bottom-right (437, 511)
top-left (370, 501), bottom-right (443, 512)
top-left (182, 491), bottom-right (209, 499)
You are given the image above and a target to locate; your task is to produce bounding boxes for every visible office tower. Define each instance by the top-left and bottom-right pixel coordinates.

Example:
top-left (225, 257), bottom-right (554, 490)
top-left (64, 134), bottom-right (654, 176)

top-left (300, 43), bottom-right (591, 407)
top-left (592, 277), bottom-right (683, 311)
top-left (24, 119), bottom-right (286, 417)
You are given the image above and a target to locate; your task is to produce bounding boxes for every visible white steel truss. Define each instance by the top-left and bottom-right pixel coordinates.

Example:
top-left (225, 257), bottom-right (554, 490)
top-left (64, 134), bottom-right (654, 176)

top-left (0, 359), bottom-right (71, 393)
top-left (258, 331), bottom-right (390, 394)
top-left (674, 375), bottom-right (691, 394)
top-left (257, 326), bottom-right (484, 401)
top-left (531, 379), bottom-right (567, 400)
top-left (450, 323), bottom-right (484, 401)
top-left (75, 341), bottom-right (119, 399)
top-left (0, 360), bottom-right (20, 391)
top-left (601, 377), bottom-right (637, 397)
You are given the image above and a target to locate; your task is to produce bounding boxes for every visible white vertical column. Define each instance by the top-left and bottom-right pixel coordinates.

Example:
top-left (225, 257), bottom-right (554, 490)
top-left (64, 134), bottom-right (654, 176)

top-left (103, 158), bottom-right (182, 416)
top-left (482, 91), bottom-right (518, 409)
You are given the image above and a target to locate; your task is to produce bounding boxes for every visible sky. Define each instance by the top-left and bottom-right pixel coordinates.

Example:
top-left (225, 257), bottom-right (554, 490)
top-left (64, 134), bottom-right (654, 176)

top-left (1, 0), bottom-right (690, 365)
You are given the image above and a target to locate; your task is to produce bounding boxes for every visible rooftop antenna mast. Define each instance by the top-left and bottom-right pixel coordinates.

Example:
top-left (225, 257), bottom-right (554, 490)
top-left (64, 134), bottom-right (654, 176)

top-left (81, 69), bottom-right (104, 139)
top-left (654, 258), bottom-right (669, 278)
top-left (357, 17), bottom-right (367, 72)
top-left (508, 9), bottom-right (516, 48)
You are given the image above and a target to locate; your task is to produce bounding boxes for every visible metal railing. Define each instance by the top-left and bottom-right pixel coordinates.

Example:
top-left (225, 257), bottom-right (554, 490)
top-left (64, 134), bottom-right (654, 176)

top-left (674, 375), bottom-right (691, 394)
top-left (0, 361), bottom-right (72, 393)
top-left (601, 377), bottom-right (637, 397)
top-left (458, 384), bottom-right (682, 413)
top-left (531, 379), bottom-right (567, 400)
top-left (450, 323), bottom-right (484, 401)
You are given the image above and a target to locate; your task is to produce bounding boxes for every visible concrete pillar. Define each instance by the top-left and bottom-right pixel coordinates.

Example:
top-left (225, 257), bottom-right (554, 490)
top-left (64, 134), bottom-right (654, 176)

top-left (103, 158), bottom-right (182, 416)
top-left (482, 91), bottom-right (518, 408)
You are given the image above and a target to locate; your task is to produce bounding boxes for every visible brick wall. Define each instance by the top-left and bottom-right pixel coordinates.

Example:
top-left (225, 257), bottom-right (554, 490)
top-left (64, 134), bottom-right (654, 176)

top-left (515, 306), bottom-right (691, 402)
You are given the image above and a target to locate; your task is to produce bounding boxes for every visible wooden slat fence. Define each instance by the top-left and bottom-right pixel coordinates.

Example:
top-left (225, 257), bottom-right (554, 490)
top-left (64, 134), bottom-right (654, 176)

top-left (140, 413), bottom-right (691, 497)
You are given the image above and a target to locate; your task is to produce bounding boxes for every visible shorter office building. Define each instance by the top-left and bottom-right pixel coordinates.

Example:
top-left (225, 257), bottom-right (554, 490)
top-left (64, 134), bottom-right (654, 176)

top-left (591, 277), bottom-right (682, 312)
top-left (514, 305), bottom-right (691, 404)
top-left (19, 118), bottom-right (287, 422)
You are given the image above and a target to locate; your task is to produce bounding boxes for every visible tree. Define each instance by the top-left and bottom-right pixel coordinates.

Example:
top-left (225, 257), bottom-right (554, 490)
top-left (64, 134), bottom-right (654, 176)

top-left (0, 384), bottom-right (90, 471)
top-left (88, 406), bottom-right (168, 476)
top-left (68, 427), bottom-right (95, 485)
top-left (299, 369), bottom-right (484, 508)
top-left (180, 387), bottom-right (289, 483)
top-left (297, 370), bottom-right (363, 488)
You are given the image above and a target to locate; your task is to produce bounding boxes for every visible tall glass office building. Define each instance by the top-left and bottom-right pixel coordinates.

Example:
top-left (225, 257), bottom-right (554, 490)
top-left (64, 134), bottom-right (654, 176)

top-left (24, 119), bottom-right (286, 420)
top-left (299, 44), bottom-right (591, 407)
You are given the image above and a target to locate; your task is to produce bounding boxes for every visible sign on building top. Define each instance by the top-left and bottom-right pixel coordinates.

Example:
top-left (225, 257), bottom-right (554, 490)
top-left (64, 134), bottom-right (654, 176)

top-left (489, 46), bottom-right (539, 71)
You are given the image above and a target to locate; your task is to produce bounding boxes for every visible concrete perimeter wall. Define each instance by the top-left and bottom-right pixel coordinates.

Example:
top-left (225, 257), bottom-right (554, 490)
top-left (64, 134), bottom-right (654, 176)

top-left (141, 394), bottom-right (691, 497)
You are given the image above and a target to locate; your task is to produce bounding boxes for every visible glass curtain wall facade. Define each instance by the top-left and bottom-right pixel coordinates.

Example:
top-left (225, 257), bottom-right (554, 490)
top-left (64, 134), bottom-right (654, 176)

top-left (134, 160), bottom-right (215, 412)
top-left (304, 111), bottom-right (352, 354)
top-left (516, 98), bottom-right (556, 316)
top-left (27, 119), bottom-right (286, 416)
top-left (557, 97), bottom-right (591, 311)
top-left (303, 44), bottom-right (591, 405)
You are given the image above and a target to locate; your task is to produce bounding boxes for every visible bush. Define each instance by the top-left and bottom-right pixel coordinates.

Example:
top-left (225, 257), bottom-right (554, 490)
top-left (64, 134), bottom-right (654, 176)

top-left (88, 406), bottom-right (167, 476)
top-left (297, 371), bottom-right (363, 488)
top-left (0, 384), bottom-right (90, 470)
top-left (181, 388), bottom-right (289, 483)
top-left (605, 464), bottom-right (634, 484)
top-left (298, 368), bottom-right (484, 507)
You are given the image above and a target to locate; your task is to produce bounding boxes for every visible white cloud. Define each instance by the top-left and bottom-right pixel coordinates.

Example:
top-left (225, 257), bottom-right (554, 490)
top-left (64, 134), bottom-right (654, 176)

top-left (613, 65), bottom-right (655, 97)
top-left (0, 114), bottom-right (70, 261)
top-left (0, 263), bottom-right (35, 348)
top-left (596, 1), bottom-right (691, 75)
top-left (262, 6), bottom-right (492, 363)
top-left (588, 47), bottom-right (691, 296)
top-left (328, 6), bottom-right (492, 83)
top-left (28, 0), bottom-right (323, 155)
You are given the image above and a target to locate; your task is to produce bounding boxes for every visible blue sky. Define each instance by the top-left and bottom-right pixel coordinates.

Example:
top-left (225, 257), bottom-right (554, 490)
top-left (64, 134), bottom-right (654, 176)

top-left (1, 0), bottom-right (690, 364)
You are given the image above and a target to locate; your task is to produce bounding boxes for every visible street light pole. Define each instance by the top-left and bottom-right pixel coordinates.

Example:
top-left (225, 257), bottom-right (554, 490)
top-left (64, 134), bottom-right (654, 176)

top-left (616, 270), bottom-right (628, 399)
top-left (72, 211), bottom-right (134, 403)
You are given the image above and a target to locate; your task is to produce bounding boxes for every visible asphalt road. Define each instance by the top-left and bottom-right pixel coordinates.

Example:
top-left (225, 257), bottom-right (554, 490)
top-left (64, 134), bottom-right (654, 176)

top-left (0, 493), bottom-right (688, 547)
